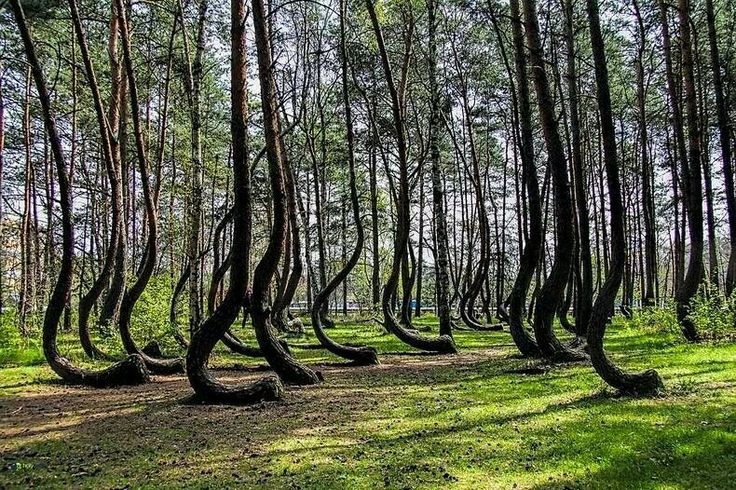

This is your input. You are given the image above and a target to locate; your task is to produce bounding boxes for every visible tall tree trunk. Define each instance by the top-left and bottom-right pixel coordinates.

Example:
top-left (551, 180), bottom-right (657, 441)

top-left (179, 0), bottom-right (209, 334)
top-left (98, 0), bottom-right (127, 329)
top-left (522, 0), bottom-right (586, 362)
top-left (366, 0), bottom-right (455, 353)
top-left (585, 0), bottom-right (663, 395)
top-left (186, 0), bottom-right (284, 403)
top-left (20, 67), bottom-right (34, 333)
top-left (428, 0), bottom-right (452, 337)
top-left (0, 69), bottom-right (4, 314)
top-left (249, 0), bottom-right (320, 384)
top-left (564, 0), bottom-right (592, 334)
top-left (69, 0), bottom-right (127, 360)
top-left (506, 0), bottom-right (542, 357)
top-left (11, 0), bottom-right (149, 387)
top-left (673, 0), bottom-right (704, 342)
top-left (705, 0), bottom-right (736, 296)
top-left (311, 0), bottom-right (378, 364)
top-left (415, 173), bottom-right (424, 318)
top-left (632, 0), bottom-right (657, 307)
top-left (369, 127), bottom-right (381, 310)
top-left (114, 0), bottom-right (185, 373)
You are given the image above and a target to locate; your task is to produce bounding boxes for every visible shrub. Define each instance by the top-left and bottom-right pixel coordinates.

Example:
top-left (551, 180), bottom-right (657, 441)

top-left (689, 285), bottom-right (736, 341)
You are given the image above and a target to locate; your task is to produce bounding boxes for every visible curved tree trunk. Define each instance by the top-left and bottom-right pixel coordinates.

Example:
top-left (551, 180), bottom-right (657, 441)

top-left (114, 0), bottom-right (184, 374)
top-left (400, 241), bottom-right (417, 326)
top-left (506, 0), bottom-right (542, 358)
top-left (186, 0), bottom-right (284, 404)
top-left (584, 0), bottom-right (663, 394)
top-left (271, 165), bottom-right (303, 334)
top-left (169, 263), bottom-right (191, 348)
top-left (310, 0), bottom-right (379, 366)
top-left (206, 207), bottom-right (234, 315)
top-left (564, 0), bottom-right (593, 335)
top-left (12, 0), bottom-right (149, 387)
top-left (366, 0), bottom-right (456, 354)
top-left (522, 0), bottom-right (586, 362)
top-left (97, 0), bottom-right (127, 331)
top-left (70, 0), bottom-right (123, 361)
top-left (447, 52), bottom-right (493, 332)
top-left (250, 0), bottom-right (320, 385)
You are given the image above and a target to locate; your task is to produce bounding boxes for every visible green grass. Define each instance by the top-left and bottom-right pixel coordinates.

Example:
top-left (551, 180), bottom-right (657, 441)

top-left (1, 317), bottom-right (735, 489)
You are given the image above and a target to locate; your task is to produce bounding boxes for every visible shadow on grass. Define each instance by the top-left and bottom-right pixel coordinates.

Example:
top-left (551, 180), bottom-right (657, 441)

top-left (1, 325), bottom-right (734, 488)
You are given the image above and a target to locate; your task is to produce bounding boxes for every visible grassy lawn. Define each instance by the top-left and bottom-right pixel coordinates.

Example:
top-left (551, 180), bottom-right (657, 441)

top-left (0, 318), bottom-right (734, 489)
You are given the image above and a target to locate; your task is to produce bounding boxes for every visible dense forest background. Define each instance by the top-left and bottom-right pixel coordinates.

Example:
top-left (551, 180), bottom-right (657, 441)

top-left (0, 0), bottom-right (734, 386)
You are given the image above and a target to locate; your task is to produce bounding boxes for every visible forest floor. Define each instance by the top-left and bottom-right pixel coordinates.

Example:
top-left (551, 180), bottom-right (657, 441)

top-left (0, 318), bottom-right (735, 489)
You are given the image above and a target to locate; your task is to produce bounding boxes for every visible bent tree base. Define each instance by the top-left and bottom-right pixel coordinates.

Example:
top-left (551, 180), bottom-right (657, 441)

top-left (10, 0), bottom-right (151, 389)
top-left (187, 299), bottom-right (285, 404)
top-left (588, 333), bottom-right (663, 396)
top-left (384, 304), bottom-right (458, 354)
top-left (48, 352), bottom-right (151, 388)
top-left (185, 0), bottom-right (287, 405)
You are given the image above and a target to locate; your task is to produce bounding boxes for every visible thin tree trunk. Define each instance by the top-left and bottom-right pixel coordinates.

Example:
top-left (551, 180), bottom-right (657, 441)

top-left (506, 0), bottom-right (542, 357)
top-left (564, 0), bottom-right (592, 334)
top-left (310, 0), bottom-right (378, 364)
top-left (428, 0), bottom-right (452, 337)
top-left (99, 0), bottom-right (127, 328)
top-left (366, 0), bottom-right (455, 353)
top-left (114, 0), bottom-right (185, 373)
top-left (633, 0), bottom-right (657, 307)
top-left (0, 69), bottom-right (4, 314)
top-left (672, 0), bottom-right (704, 341)
top-left (705, 0), bottom-right (736, 296)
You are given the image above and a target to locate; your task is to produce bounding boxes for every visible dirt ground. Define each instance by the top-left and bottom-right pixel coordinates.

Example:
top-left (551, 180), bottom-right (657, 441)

top-left (0, 349), bottom-right (501, 488)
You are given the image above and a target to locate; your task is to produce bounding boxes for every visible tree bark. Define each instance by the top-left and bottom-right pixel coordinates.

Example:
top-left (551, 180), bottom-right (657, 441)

top-left (98, 0), bottom-right (127, 329)
top-left (564, 0), bottom-right (592, 333)
top-left (366, 0), bottom-right (456, 353)
top-left (505, 0), bottom-right (542, 357)
top-left (584, 0), bottom-right (664, 394)
top-left (705, 0), bottom-right (736, 296)
top-left (672, 0), bottom-right (703, 342)
top-left (186, 0), bottom-right (284, 403)
top-left (250, 0), bottom-right (320, 384)
top-left (522, 0), bottom-right (586, 362)
top-left (69, 0), bottom-right (125, 361)
top-left (114, 0), bottom-right (185, 373)
top-left (632, 0), bottom-right (657, 307)
top-left (11, 0), bottom-right (149, 387)
top-left (428, 0), bottom-right (452, 337)
top-left (311, 0), bottom-right (379, 365)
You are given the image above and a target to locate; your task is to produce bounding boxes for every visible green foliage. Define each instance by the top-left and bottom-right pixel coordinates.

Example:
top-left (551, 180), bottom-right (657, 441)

top-left (632, 304), bottom-right (680, 336)
top-left (689, 285), bottom-right (736, 341)
top-left (629, 290), bottom-right (736, 342)
top-left (0, 311), bottom-right (43, 367)
top-left (128, 274), bottom-right (181, 354)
